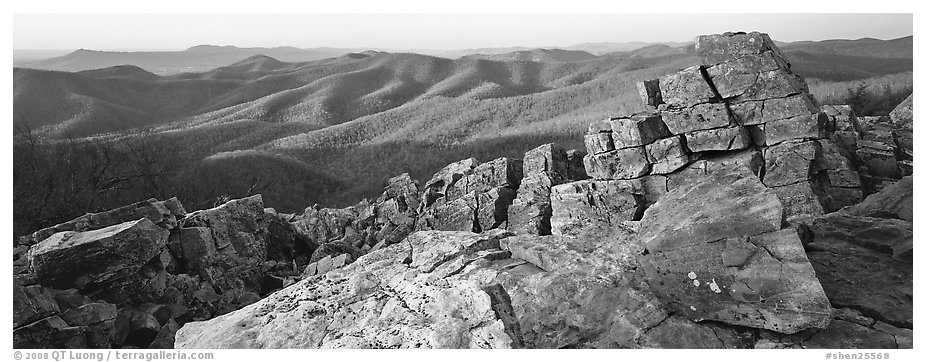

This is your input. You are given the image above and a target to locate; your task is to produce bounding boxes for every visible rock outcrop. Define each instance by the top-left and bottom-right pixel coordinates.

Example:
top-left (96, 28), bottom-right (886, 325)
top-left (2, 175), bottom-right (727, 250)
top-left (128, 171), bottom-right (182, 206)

top-left (175, 160), bottom-right (854, 348)
top-left (13, 195), bottom-right (308, 348)
top-left (574, 31), bottom-right (864, 226)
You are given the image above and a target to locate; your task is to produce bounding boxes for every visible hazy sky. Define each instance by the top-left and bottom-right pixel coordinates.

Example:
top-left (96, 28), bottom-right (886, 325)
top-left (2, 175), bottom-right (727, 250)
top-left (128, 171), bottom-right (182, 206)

top-left (13, 13), bottom-right (913, 51)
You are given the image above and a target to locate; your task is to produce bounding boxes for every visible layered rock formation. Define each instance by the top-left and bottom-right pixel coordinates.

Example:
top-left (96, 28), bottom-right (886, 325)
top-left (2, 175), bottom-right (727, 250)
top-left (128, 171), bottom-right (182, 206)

top-left (582, 32), bottom-right (865, 226)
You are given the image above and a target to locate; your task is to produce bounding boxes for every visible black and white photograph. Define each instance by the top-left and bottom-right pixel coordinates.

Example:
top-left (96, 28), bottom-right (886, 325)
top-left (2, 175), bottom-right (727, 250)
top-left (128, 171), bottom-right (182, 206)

top-left (7, 1), bottom-right (918, 355)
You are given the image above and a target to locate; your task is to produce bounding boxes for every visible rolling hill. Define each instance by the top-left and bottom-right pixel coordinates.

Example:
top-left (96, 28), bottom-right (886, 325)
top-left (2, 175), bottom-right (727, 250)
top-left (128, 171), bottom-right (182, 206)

top-left (12, 35), bottom-right (914, 237)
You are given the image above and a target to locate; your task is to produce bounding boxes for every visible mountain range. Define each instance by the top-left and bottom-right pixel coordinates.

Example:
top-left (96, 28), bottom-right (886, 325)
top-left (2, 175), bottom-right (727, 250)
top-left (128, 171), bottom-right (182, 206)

top-left (12, 35), bottom-right (913, 227)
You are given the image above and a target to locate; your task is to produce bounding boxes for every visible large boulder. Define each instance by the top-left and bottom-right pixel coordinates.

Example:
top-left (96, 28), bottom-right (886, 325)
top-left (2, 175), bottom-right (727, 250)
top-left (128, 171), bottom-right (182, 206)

top-left (805, 214), bottom-right (912, 328)
top-left (28, 219), bottom-right (169, 290)
top-left (20, 197), bottom-right (184, 247)
top-left (636, 165), bottom-right (832, 333)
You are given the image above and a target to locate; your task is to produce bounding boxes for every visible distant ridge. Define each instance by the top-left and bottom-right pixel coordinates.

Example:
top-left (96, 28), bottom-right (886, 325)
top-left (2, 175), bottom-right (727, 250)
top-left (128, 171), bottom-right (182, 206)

top-left (778, 36), bottom-right (912, 59)
top-left (14, 46), bottom-right (369, 74)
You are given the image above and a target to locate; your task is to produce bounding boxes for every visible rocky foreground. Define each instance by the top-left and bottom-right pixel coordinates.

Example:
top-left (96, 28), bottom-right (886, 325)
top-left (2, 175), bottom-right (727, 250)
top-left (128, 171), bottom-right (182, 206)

top-left (13, 32), bottom-right (913, 349)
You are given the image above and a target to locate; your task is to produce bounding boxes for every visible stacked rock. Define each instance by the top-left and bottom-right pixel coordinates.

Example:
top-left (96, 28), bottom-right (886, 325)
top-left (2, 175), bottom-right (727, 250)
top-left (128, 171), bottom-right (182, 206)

top-left (577, 32), bottom-right (863, 226)
top-left (416, 157), bottom-right (522, 233)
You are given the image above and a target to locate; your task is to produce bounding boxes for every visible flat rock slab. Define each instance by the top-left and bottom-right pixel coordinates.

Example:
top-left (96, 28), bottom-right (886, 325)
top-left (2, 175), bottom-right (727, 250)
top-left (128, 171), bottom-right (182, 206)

top-left (28, 219), bottom-right (169, 290)
top-left (696, 32), bottom-right (782, 66)
top-left (841, 176), bottom-right (911, 221)
top-left (637, 164), bottom-right (831, 333)
top-left (176, 230), bottom-right (517, 348)
top-left (806, 214), bottom-right (913, 328)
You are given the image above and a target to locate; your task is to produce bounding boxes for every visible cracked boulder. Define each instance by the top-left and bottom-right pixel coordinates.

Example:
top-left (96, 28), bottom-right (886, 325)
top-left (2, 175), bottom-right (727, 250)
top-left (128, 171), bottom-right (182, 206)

top-left (636, 164), bottom-right (832, 333)
top-left (28, 219), bottom-right (169, 290)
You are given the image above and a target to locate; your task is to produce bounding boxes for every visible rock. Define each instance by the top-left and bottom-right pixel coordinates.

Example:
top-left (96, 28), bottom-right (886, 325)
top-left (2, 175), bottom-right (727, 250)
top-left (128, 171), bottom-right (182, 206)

top-left (474, 187), bottom-right (517, 231)
top-left (522, 143), bottom-right (569, 181)
top-left (265, 213), bottom-right (314, 270)
top-left (645, 135), bottom-right (690, 174)
top-left (696, 32), bottom-right (783, 66)
top-left (507, 177), bottom-right (558, 236)
top-left (659, 65), bottom-right (717, 108)
top-left (584, 132), bottom-right (615, 155)
top-left (148, 304), bottom-right (189, 326)
top-left (564, 149), bottom-right (588, 181)
top-left (888, 93), bottom-right (912, 127)
top-left (660, 102), bottom-right (733, 134)
top-left (421, 158), bottom-right (480, 207)
top-left (841, 176), bottom-right (911, 221)
top-left (733, 94), bottom-right (819, 126)
top-left (177, 227), bottom-right (216, 270)
top-left (182, 194), bottom-right (267, 258)
top-left (421, 187), bottom-right (516, 233)
top-left (13, 282), bottom-right (60, 328)
top-left (684, 126), bottom-right (751, 152)
top-left (507, 144), bottom-right (583, 236)
top-left (636, 316), bottom-right (725, 348)
top-left (817, 140), bottom-right (863, 211)
top-left (59, 302), bottom-right (118, 326)
top-left (59, 303), bottom-right (118, 348)
top-left (637, 165), bottom-right (831, 333)
top-left (446, 157), bottom-right (522, 201)
top-left (759, 113), bottom-right (827, 146)
top-left (549, 180), bottom-right (644, 236)
top-left (637, 79), bottom-right (662, 106)
top-left (806, 214), bottom-right (912, 328)
top-left (707, 68), bottom-right (803, 101)
top-left (50, 288), bottom-right (89, 310)
top-left (23, 197), bottom-right (184, 247)
top-left (803, 320), bottom-right (897, 349)
top-left (583, 146), bottom-right (650, 180)
top-left (176, 231), bottom-right (517, 348)
top-left (28, 219), bottom-right (169, 290)
top-left (149, 319), bottom-right (180, 348)
top-left (14, 316), bottom-right (87, 348)
top-left (666, 149), bottom-right (763, 191)
top-left (857, 140), bottom-right (900, 179)
top-left (767, 181), bottom-right (827, 225)
top-left (116, 307), bottom-right (162, 348)
top-left (421, 196), bottom-right (477, 232)
top-left (379, 173), bottom-right (420, 211)
top-left (309, 241), bottom-right (362, 264)
top-left (762, 140), bottom-right (821, 188)
top-left (817, 139), bottom-right (861, 188)
top-left (608, 113), bottom-right (671, 149)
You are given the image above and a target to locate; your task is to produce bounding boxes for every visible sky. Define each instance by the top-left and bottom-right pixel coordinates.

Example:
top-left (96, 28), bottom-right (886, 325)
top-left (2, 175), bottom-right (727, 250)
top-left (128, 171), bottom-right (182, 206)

top-left (12, 13), bottom-right (914, 51)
